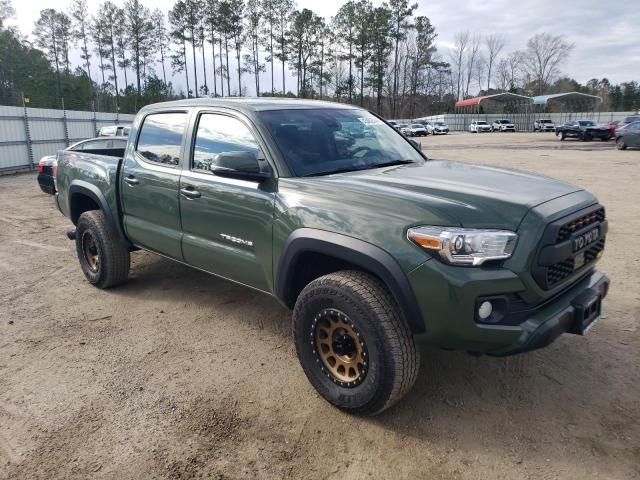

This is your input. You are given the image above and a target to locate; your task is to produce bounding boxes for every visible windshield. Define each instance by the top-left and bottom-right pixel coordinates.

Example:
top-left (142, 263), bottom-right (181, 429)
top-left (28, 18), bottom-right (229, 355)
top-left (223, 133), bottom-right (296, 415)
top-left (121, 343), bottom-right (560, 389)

top-left (578, 121), bottom-right (596, 127)
top-left (540, 119), bottom-right (553, 123)
top-left (410, 124), bottom-right (424, 128)
top-left (477, 121), bottom-right (488, 125)
top-left (258, 108), bottom-right (424, 177)
top-left (435, 122), bottom-right (446, 126)
top-left (499, 120), bottom-right (511, 123)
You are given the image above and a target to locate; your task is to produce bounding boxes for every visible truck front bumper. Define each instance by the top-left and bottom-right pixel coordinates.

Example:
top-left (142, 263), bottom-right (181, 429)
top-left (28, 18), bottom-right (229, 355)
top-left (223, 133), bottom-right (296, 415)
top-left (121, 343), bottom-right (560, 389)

top-left (409, 261), bottom-right (610, 356)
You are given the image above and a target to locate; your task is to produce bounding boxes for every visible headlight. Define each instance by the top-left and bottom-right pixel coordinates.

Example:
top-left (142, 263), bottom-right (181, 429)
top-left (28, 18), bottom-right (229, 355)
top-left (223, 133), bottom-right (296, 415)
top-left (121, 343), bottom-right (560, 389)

top-left (407, 226), bottom-right (518, 266)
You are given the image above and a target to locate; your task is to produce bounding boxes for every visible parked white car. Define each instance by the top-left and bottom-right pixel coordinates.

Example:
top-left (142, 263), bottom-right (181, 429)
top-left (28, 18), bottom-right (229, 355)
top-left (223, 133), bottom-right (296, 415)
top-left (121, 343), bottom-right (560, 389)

top-left (533, 119), bottom-right (556, 132)
top-left (469, 120), bottom-right (492, 133)
top-left (427, 121), bottom-right (449, 135)
top-left (491, 119), bottom-right (515, 132)
top-left (405, 123), bottom-right (428, 137)
top-left (398, 124), bottom-right (410, 135)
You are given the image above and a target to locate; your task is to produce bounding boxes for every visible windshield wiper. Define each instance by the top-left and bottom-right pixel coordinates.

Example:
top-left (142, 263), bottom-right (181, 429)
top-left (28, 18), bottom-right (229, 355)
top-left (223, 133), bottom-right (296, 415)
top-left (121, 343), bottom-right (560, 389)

top-left (303, 159), bottom-right (415, 177)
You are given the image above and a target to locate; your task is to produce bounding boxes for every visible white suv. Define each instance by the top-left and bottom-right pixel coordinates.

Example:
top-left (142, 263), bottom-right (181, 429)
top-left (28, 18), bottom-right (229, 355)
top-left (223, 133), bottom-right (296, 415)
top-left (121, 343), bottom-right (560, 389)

top-left (469, 120), bottom-right (492, 133)
top-left (491, 119), bottom-right (515, 132)
top-left (533, 119), bottom-right (556, 132)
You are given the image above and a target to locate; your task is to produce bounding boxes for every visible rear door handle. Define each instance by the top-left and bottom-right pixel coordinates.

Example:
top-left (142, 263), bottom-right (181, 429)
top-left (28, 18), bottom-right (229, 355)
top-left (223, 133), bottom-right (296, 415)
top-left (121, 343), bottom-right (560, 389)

top-left (124, 175), bottom-right (139, 186)
top-left (180, 187), bottom-right (201, 199)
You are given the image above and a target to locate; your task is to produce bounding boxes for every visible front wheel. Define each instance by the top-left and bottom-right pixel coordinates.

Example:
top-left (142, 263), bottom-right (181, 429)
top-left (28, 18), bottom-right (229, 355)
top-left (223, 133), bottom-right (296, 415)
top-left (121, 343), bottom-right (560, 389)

top-left (75, 210), bottom-right (130, 288)
top-left (293, 271), bottom-right (419, 415)
top-left (616, 137), bottom-right (627, 150)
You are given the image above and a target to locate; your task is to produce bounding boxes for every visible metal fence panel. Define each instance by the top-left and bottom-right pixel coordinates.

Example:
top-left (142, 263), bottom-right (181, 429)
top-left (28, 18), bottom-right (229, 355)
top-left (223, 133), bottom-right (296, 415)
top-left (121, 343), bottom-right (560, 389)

top-left (0, 144), bottom-right (30, 170)
top-left (0, 107), bottom-right (135, 174)
top-left (0, 118), bottom-right (26, 143)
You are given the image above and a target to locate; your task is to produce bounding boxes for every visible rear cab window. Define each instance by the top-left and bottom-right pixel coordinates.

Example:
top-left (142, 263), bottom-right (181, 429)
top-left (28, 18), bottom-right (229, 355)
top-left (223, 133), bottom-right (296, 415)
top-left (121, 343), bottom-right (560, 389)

top-left (135, 112), bottom-right (188, 167)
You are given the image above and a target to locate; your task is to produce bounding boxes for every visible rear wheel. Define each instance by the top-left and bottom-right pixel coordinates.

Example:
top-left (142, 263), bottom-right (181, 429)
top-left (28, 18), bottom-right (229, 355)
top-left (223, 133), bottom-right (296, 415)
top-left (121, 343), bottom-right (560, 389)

top-left (616, 137), bottom-right (627, 150)
top-left (293, 271), bottom-right (419, 415)
top-left (75, 210), bottom-right (130, 288)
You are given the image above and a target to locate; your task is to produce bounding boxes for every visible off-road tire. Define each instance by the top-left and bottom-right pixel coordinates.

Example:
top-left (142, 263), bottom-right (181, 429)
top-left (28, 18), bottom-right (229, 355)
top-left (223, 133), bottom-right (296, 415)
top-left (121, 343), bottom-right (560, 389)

top-left (293, 270), bottom-right (419, 415)
top-left (75, 210), bottom-right (130, 288)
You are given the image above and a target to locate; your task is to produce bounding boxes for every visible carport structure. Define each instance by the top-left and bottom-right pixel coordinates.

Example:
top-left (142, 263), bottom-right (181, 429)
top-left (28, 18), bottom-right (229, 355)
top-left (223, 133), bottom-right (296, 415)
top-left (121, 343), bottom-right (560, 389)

top-left (453, 93), bottom-right (533, 131)
top-left (531, 92), bottom-right (603, 124)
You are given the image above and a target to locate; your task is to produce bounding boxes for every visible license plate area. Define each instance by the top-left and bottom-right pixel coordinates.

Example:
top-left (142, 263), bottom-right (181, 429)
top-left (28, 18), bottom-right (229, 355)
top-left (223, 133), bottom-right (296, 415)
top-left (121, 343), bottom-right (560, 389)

top-left (569, 288), bottom-right (602, 335)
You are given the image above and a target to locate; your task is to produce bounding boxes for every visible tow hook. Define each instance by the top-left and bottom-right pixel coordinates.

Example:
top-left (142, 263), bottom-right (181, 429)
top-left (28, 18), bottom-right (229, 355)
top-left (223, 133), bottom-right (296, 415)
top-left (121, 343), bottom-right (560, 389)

top-left (66, 229), bottom-right (76, 240)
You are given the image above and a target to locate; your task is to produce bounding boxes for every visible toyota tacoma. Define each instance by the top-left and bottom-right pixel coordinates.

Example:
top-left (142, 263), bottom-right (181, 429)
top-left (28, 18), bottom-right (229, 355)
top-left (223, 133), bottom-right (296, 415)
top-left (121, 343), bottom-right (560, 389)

top-left (53, 99), bottom-right (609, 415)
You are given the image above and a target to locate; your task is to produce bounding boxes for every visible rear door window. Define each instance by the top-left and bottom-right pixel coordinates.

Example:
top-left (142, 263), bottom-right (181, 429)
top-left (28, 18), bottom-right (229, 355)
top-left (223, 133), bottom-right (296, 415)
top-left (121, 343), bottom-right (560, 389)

top-left (136, 112), bottom-right (188, 167)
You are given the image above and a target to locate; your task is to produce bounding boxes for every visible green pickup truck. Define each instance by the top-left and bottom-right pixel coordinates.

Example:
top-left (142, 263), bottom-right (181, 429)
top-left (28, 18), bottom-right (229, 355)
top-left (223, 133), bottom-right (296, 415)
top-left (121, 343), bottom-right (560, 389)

top-left (53, 98), bottom-right (609, 415)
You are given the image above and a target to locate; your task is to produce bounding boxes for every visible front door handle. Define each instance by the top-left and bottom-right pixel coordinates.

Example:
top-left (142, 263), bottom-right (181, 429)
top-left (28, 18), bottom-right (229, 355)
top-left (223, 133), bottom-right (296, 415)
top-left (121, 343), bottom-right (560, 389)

top-left (124, 175), bottom-right (139, 186)
top-left (180, 187), bottom-right (201, 199)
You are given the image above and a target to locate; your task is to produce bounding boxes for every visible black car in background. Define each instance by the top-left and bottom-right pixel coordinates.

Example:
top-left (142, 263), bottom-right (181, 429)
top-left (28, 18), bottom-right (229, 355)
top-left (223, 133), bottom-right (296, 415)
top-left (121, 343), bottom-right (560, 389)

top-left (555, 120), bottom-right (610, 141)
top-left (37, 137), bottom-right (128, 195)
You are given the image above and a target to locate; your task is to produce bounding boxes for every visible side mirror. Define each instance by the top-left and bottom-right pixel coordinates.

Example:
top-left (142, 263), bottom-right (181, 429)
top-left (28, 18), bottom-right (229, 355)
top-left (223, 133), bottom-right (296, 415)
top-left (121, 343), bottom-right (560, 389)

top-left (210, 151), bottom-right (272, 181)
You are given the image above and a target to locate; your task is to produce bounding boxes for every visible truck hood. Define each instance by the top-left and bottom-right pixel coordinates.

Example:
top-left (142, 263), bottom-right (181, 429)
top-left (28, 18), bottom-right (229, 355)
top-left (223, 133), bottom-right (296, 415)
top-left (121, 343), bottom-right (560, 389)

top-left (285, 160), bottom-right (585, 231)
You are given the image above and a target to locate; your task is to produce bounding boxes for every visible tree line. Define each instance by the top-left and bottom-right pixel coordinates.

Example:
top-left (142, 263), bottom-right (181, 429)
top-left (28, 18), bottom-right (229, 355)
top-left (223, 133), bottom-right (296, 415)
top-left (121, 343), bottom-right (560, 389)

top-left (1, 0), bottom-right (638, 115)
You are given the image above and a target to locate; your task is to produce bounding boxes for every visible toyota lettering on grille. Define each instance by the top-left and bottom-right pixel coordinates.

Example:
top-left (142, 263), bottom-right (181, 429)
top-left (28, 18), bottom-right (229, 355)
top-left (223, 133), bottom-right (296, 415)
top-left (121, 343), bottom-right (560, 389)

top-left (573, 227), bottom-right (599, 252)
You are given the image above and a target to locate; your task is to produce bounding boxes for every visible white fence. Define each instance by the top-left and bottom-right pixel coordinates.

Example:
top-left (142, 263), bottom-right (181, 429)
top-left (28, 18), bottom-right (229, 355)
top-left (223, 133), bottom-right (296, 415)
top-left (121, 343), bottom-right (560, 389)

top-left (0, 106), bottom-right (136, 174)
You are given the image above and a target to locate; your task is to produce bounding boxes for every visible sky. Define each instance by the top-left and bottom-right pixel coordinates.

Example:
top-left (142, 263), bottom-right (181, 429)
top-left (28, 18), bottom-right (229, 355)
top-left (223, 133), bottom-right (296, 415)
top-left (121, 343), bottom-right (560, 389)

top-left (6, 0), bottom-right (640, 95)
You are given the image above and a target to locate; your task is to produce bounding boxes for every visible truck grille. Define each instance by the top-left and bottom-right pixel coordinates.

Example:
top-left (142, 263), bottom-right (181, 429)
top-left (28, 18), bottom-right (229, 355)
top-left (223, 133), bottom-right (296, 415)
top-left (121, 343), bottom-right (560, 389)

top-left (533, 205), bottom-right (607, 290)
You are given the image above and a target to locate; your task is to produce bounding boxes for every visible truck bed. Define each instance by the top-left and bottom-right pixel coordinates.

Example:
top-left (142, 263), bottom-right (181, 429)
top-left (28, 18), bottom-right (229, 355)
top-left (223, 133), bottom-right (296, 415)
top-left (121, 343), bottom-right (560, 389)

top-left (55, 149), bottom-right (125, 225)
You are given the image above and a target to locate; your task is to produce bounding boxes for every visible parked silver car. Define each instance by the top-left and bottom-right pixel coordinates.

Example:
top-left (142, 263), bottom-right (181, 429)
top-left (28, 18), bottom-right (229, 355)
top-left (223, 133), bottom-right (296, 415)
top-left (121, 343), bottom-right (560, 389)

top-left (615, 121), bottom-right (640, 150)
top-left (427, 121), bottom-right (449, 135)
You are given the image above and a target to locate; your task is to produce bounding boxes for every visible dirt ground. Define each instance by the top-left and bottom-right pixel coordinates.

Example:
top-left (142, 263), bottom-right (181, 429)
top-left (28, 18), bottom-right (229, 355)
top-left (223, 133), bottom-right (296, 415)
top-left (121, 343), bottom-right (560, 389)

top-left (1, 132), bottom-right (638, 479)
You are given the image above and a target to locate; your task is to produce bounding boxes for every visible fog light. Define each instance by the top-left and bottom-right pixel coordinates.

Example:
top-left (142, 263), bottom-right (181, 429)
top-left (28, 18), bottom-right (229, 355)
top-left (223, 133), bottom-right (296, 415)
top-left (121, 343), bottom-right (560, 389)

top-left (478, 301), bottom-right (493, 320)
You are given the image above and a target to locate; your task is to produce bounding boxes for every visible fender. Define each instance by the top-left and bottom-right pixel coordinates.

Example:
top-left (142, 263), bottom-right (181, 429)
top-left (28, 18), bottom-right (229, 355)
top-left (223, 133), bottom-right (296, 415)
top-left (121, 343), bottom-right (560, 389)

top-left (68, 181), bottom-right (129, 243)
top-left (276, 228), bottom-right (426, 333)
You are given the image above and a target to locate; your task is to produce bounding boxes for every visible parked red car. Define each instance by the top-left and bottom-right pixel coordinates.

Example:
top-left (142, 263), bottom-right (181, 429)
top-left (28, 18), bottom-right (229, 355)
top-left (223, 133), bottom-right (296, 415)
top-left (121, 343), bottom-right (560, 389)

top-left (604, 120), bottom-right (620, 139)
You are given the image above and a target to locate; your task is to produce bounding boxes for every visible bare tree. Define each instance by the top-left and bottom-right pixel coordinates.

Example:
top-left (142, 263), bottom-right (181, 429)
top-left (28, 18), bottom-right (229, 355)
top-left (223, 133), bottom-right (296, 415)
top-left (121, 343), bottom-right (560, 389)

top-left (522, 32), bottom-right (574, 95)
top-left (463, 33), bottom-right (480, 97)
top-left (449, 30), bottom-right (469, 100)
top-left (484, 33), bottom-right (504, 91)
top-left (496, 50), bottom-right (522, 91)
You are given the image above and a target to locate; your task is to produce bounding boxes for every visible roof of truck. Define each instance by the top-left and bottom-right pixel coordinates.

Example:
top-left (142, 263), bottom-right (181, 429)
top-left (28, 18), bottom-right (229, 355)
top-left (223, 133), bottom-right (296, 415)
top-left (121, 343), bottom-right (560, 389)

top-left (141, 97), bottom-right (361, 113)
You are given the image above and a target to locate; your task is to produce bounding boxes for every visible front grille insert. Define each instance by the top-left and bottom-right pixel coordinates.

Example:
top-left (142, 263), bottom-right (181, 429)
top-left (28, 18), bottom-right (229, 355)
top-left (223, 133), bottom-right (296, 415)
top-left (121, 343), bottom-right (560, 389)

top-left (556, 208), bottom-right (605, 242)
top-left (533, 205), bottom-right (606, 290)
